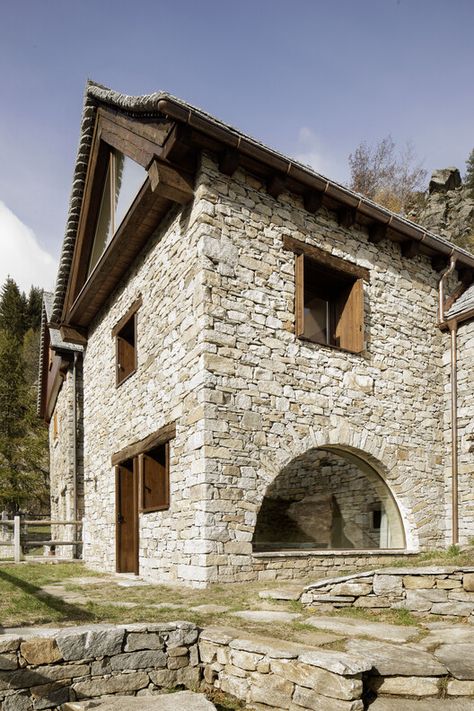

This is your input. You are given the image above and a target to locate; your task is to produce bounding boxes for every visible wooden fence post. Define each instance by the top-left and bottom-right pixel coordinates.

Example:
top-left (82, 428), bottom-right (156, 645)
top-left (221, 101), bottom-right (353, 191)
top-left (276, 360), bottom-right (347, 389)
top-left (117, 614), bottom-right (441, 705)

top-left (13, 515), bottom-right (22, 563)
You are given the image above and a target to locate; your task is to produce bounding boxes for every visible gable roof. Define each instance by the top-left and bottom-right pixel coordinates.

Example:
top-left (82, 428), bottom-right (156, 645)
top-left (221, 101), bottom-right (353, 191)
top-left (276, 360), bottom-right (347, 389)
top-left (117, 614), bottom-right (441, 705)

top-left (51, 81), bottom-right (474, 326)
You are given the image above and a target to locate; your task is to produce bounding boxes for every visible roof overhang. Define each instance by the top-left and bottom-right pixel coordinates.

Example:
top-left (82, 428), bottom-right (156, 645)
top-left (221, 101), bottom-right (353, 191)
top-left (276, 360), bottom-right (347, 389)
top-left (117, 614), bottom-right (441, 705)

top-left (52, 81), bottom-right (474, 343)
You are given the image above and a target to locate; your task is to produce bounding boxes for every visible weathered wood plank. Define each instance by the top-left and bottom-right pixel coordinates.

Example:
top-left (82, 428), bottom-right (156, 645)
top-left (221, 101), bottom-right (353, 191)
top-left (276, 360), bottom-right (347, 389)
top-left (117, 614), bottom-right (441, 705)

top-left (111, 422), bottom-right (177, 466)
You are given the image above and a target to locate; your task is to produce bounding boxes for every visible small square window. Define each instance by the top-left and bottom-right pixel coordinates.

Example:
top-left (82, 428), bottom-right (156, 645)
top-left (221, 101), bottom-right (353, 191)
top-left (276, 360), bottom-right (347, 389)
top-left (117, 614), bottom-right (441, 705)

top-left (139, 443), bottom-right (170, 513)
top-left (295, 252), bottom-right (365, 353)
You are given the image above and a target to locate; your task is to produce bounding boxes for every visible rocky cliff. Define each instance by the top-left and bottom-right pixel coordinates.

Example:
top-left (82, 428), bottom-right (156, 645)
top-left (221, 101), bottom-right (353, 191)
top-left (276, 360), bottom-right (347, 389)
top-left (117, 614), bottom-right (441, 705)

top-left (408, 167), bottom-right (474, 252)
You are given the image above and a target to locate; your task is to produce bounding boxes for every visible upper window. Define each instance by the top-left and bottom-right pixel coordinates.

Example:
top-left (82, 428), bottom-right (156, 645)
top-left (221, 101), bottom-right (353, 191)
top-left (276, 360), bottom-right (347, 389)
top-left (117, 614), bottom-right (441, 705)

top-left (88, 150), bottom-right (147, 276)
top-left (112, 297), bottom-right (142, 386)
top-left (284, 236), bottom-right (368, 354)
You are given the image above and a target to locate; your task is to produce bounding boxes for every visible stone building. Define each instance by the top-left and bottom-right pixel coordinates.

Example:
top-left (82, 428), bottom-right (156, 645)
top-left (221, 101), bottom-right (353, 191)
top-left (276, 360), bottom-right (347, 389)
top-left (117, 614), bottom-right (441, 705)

top-left (38, 81), bottom-right (474, 585)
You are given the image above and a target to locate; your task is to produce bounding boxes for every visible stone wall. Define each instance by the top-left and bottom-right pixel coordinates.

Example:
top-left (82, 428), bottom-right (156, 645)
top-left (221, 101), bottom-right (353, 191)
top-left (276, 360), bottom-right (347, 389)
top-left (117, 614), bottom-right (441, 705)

top-left (0, 622), bottom-right (200, 711)
top-left (301, 566), bottom-right (474, 617)
top-left (193, 152), bottom-right (450, 583)
top-left (81, 187), bottom-right (210, 582)
top-left (80, 150), bottom-right (459, 585)
top-left (49, 361), bottom-right (84, 559)
top-left (454, 319), bottom-right (474, 544)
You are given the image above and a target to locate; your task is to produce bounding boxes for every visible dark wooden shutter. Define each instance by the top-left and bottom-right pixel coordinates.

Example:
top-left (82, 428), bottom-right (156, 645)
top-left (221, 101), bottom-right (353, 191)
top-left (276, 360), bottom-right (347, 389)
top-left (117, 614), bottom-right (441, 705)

top-left (117, 332), bottom-right (136, 384)
top-left (295, 253), bottom-right (305, 337)
top-left (335, 278), bottom-right (364, 353)
top-left (140, 444), bottom-right (169, 511)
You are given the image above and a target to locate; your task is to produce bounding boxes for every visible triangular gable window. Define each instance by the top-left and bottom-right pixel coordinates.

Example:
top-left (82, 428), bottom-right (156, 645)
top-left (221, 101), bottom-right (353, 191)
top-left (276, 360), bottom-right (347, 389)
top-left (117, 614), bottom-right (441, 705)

top-left (88, 149), bottom-right (147, 276)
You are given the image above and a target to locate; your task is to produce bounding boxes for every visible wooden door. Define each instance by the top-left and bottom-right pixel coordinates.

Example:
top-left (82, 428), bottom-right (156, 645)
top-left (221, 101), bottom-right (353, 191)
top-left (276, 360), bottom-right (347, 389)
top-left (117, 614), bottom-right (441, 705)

top-left (116, 460), bottom-right (139, 574)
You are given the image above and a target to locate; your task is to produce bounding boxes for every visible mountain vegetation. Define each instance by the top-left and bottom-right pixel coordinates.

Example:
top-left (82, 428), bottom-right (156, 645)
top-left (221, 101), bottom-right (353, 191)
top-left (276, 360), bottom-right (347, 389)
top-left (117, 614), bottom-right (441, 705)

top-left (348, 139), bottom-right (474, 253)
top-left (0, 278), bottom-right (48, 515)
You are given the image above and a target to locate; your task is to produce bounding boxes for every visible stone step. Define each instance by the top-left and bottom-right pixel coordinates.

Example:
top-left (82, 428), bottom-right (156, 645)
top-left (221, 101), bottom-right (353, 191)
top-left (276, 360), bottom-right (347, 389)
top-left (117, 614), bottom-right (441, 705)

top-left (368, 699), bottom-right (474, 710)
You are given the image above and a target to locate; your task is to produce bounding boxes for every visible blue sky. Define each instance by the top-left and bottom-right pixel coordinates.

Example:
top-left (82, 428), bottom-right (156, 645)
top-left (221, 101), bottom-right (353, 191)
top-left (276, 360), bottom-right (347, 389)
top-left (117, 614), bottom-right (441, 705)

top-left (0, 0), bottom-right (473, 290)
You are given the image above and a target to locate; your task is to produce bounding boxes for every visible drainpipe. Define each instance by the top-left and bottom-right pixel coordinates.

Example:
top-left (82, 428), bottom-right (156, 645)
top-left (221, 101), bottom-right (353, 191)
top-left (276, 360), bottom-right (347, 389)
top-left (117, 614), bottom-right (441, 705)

top-left (438, 255), bottom-right (459, 545)
top-left (72, 352), bottom-right (78, 557)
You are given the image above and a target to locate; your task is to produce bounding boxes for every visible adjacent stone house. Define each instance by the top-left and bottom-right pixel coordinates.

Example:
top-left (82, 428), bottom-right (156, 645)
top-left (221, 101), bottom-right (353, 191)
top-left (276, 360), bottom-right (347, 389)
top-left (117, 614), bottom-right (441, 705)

top-left (38, 81), bottom-right (474, 585)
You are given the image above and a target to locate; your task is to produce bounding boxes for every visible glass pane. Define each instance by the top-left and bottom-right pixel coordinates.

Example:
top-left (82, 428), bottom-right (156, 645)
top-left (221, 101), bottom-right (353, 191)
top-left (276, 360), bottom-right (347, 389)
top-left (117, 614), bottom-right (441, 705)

top-left (304, 295), bottom-right (328, 344)
top-left (114, 152), bottom-right (147, 230)
top-left (88, 162), bottom-right (113, 276)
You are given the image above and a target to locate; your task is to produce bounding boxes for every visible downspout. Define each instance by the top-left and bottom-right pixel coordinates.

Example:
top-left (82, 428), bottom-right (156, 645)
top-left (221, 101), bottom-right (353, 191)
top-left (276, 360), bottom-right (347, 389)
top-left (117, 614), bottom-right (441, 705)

top-left (438, 255), bottom-right (459, 545)
top-left (72, 352), bottom-right (78, 557)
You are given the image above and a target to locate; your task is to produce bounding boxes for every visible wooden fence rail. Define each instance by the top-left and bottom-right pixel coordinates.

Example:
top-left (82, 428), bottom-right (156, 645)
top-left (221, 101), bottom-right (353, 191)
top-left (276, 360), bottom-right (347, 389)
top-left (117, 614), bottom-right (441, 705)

top-left (0, 516), bottom-right (83, 562)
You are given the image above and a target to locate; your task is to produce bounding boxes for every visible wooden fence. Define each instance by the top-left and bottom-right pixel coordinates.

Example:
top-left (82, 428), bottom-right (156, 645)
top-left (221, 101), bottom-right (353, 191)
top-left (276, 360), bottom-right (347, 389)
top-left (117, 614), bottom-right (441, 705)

top-left (0, 517), bottom-right (82, 562)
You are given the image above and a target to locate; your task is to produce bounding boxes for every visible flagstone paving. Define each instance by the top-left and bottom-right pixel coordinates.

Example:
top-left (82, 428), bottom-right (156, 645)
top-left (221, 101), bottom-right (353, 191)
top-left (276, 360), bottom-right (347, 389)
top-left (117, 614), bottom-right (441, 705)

top-left (306, 614), bottom-right (421, 643)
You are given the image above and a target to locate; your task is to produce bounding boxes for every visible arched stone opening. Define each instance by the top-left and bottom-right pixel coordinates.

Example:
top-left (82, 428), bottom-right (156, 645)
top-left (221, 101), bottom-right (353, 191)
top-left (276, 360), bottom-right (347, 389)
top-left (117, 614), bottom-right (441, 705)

top-left (253, 446), bottom-right (405, 552)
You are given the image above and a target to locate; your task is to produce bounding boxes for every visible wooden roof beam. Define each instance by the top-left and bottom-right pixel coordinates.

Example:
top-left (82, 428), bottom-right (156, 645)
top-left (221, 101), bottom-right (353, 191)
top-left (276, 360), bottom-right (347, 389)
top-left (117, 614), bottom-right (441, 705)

top-left (219, 148), bottom-right (240, 176)
top-left (401, 240), bottom-right (421, 259)
top-left (147, 158), bottom-right (194, 204)
top-left (431, 254), bottom-right (449, 272)
top-left (267, 174), bottom-right (286, 199)
top-left (458, 267), bottom-right (474, 286)
top-left (337, 206), bottom-right (357, 229)
top-left (368, 223), bottom-right (388, 245)
top-left (303, 190), bottom-right (324, 214)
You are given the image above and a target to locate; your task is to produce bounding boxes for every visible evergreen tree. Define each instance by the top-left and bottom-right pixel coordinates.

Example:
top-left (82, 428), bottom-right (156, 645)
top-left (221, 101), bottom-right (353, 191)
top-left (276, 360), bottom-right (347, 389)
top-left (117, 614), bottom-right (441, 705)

top-left (0, 277), bottom-right (28, 338)
top-left (465, 148), bottom-right (474, 193)
top-left (0, 277), bottom-right (48, 514)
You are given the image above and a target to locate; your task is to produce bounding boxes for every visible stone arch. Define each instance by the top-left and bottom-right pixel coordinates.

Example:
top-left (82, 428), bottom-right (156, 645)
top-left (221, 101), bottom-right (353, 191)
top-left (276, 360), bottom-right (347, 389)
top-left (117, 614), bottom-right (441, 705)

top-left (254, 418), bottom-right (415, 550)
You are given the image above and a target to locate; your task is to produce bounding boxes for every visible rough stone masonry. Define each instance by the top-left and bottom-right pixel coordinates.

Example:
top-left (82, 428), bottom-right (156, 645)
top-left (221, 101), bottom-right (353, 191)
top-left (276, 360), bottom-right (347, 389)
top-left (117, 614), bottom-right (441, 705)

top-left (76, 148), bottom-right (471, 586)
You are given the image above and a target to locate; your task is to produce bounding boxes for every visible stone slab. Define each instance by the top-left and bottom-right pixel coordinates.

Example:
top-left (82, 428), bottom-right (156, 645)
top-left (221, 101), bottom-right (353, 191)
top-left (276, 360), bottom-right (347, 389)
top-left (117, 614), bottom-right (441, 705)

top-left (368, 675), bottom-right (440, 697)
top-left (304, 572), bottom-right (375, 591)
top-left (368, 700), bottom-right (474, 710)
top-left (434, 644), bottom-right (474, 680)
top-left (190, 604), bottom-right (230, 613)
top-left (298, 648), bottom-right (371, 675)
top-left (61, 691), bottom-right (217, 710)
top-left (259, 587), bottom-right (304, 601)
top-left (231, 610), bottom-right (302, 623)
top-left (305, 615), bottom-right (419, 643)
top-left (345, 639), bottom-right (447, 676)
top-left (419, 626), bottom-right (474, 650)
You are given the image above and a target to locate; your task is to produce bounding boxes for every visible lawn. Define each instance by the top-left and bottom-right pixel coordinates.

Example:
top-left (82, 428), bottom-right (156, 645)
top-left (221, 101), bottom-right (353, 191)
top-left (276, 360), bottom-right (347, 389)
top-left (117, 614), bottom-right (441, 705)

top-left (0, 545), bottom-right (471, 635)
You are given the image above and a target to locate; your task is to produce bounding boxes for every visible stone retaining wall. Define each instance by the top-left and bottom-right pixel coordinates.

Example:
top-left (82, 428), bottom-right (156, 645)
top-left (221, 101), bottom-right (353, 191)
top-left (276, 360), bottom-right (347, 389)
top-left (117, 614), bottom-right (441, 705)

top-left (199, 626), bottom-right (369, 710)
top-left (1, 618), bottom-right (473, 710)
top-left (301, 566), bottom-right (474, 617)
top-left (0, 622), bottom-right (200, 711)
top-left (249, 551), bottom-right (416, 582)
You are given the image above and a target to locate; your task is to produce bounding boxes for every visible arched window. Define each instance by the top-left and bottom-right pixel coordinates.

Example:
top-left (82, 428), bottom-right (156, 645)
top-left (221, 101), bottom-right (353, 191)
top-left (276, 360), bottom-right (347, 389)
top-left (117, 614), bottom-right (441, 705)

top-left (253, 447), bottom-right (405, 551)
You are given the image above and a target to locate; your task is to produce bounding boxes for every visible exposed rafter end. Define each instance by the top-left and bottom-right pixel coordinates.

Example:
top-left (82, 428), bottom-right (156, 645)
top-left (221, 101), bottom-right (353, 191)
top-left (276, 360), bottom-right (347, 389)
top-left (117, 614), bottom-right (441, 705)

top-left (147, 157), bottom-right (194, 204)
top-left (431, 254), bottom-right (449, 272)
top-left (337, 206), bottom-right (357, 229)
top-left (303, 190), bottom-right (323, 214)
top-left (458, 267), bottom-right (474, 286)
top-left (267, 174), bottom-right (286, 199)
top-left (219, 148), bottom-right (240, 176)
top-left (368, 223), bottom-right (387, 244)
top-left (401, 240), bottom-right (420, 259)
top-left (59, 324), bottom-right (88, 347)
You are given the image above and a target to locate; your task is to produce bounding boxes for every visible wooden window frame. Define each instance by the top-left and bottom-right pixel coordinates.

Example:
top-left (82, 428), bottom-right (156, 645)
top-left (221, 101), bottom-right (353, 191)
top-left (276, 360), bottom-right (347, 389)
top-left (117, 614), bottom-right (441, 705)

top-left (112, 296), bottom-right (142, 387)
top-left (284, 236), bottom-right (368, 355)
top-left (112, 422), bottom-right (176, 516)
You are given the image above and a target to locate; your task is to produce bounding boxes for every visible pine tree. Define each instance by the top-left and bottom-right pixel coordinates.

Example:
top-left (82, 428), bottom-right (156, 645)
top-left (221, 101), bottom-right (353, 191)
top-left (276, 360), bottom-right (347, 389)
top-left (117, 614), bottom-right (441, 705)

top-left (0, 277), bottom-right (28, 338)
top-left (0, 278), bottom-right (48, 514)
top-left (465, 148), bottom-right (474, 193)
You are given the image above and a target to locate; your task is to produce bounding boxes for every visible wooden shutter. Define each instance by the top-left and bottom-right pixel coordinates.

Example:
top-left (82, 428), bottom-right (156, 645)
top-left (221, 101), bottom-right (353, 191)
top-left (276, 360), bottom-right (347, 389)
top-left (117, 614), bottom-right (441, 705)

top-left (140, 444), bottom-right (169, 512)
top-left (117, 332), bottom-right (136, 384)
top-left (335, 278), bottom-right (364, 353)
top-left (295, 253), bottom-right (305, 337)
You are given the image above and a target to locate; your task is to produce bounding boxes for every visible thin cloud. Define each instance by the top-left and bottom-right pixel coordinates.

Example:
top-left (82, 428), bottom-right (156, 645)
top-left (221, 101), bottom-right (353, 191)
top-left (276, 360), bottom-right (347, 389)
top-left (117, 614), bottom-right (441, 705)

top-left (293, 127), bottom-right (348, 184)
top-left (0, 201), bottom-right (57, 292)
